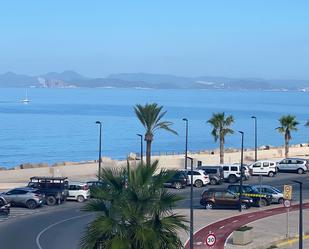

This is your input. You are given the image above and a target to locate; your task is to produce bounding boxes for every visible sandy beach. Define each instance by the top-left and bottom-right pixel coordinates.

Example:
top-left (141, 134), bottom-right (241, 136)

top-left (0, 143), bottom-right (308, 190)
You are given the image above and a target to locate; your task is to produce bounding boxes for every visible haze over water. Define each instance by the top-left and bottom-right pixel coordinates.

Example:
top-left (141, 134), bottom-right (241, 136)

top-left (0, 88), bottom-right (309, 168)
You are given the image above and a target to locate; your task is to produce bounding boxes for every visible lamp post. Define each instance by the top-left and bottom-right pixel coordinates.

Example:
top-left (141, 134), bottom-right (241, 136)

top-left (251, 116), bottom-right (257, 161)
top-left (95, 121), bottom-right (102, 180)
top-left (187, 156), bottom-right (194, 249)
top-left (182, 118), bottom-right (188, 170)
top-left (293, 180), bottom-right (303, 249)
top-left (137, 134), bottom-right (143, 164)
top-left (238, 131), bottom-right (244, 212)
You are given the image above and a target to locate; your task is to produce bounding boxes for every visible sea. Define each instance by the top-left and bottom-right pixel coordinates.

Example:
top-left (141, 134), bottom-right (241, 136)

top-left (0, 88), bottom-right (308, 168)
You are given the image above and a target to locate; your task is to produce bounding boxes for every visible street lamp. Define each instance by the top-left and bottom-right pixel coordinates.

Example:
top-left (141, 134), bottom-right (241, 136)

top-left (187, 156), bottom-right (194, 249)
top-left (251, 116), bottom-right (257, 161)
top-left (293, 180), bottom-right (303, 249)
top-left (238, 131), bottom-right (244, 212)
top-left (95, 121), bottom-right (102, 180)
top-left (182, 118), bottom-right (188, 170)
top-left (137, 134), bottom-right (143, 164)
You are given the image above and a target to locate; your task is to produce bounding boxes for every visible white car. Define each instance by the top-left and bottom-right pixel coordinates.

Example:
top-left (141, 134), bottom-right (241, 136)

top-left (222, 164), bottom-right (249, 183)
top-left (254, 185), bottom-right (284, 204)
top-left (67, 182), bottom-right (90, 202)
top-left (183, 169), bottom-right (210, 188)
top-left (249, 160), bottom-right (277, 177)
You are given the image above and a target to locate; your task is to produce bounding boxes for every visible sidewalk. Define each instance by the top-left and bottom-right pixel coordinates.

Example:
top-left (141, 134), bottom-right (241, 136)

top-left (177, 203), bottom-right (309, 249)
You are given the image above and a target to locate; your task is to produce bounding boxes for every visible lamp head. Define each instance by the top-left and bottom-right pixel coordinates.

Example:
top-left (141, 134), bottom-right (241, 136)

top-left (238, 131), bottom-right (244, 135)
top-left (137, 134), bottom-right (142, 137)
top-left (95, 121), bottom-right (101, 125)
top-left (182, 118), bottom-right (188, 122)
top-left (251, 116), bottom-right (256, 119)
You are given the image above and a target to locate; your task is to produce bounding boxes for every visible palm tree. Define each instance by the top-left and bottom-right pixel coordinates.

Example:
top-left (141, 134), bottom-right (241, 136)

top-left (276, 115), bottom-right (299, 158)
top-left (134, 103), bottom-right (178, 165)
top-left (80, 161), bottom-right (188, 249)
top-left (207, 112), bottom-right (234, 164)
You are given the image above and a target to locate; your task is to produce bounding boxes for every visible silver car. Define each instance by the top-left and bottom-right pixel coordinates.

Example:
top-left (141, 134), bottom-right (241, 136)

top-left (1, 187), bottom-right (44, 209)
top-left (254, 185), bottom-right (284, 204)
top-left (277, 158), bottom-right (309, 174)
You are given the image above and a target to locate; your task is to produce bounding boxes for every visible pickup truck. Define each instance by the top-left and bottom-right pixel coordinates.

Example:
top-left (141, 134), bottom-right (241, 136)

top-left (28, 177), bottom-right (69, 206)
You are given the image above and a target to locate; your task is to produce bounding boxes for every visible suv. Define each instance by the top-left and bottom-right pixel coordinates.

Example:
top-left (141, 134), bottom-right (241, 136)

top-left (196, 166), bottom-right (224, 185)
top-left (249, 160), bottom-right (277, 177)
top-left (277, 158), bottom-right (309, 174)
top-left (0, 187), bottom-right (44, 209)
top-left (200, 188), bottom-right (253, 210)
top-left (28, 177), bottom-right (69, 206)
top-left (227, 184), bottom-right (273, 207)
top-left (164, 171), bottom-right (188, 189)
top-left (253, 185), bottom-right (284, 204)
top-left (183, 169), bottom-right (210, 188)
top-left (222, 165), bottom-right (248, 183)
top-left (68, 182), bottom-right (90, 202)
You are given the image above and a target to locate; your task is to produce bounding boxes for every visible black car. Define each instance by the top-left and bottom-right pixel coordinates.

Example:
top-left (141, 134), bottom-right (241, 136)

top-left (227, 184), bottom-right (273, 207)
top-left (164, 171), bottom-right (188, 189)
top-left (0, 196), bottom-right (10, 215)
top-left (196, 166), bottom-right (224, 185)
top-left (28, 177), bottom-right (69, 206)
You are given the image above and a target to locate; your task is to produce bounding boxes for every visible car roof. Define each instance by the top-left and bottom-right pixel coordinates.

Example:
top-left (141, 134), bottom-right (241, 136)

top-left (12, 187), bottom-right (39, 192)
top-left (205, 188), bottom-right (227, 192)
top-left (197, 166), bottom-right (222, 169)
top-left (69, 181), bottom-right (87, 185)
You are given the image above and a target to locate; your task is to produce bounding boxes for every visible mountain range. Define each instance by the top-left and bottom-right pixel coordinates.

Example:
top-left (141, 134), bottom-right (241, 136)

top-left (0, 71), bottom-right (309, 91)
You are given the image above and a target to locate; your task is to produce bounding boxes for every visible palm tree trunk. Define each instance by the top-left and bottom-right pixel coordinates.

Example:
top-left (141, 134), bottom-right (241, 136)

top-left (220, 138), bottom-right (224, 164)
top-left (146, 140), bottom-right (152, 165)
top-left (285, 137), bottom-right (289, 158)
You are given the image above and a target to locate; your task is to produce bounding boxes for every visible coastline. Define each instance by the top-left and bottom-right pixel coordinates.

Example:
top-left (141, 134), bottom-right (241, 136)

top-left (0, 143), bottom-right (308, 190)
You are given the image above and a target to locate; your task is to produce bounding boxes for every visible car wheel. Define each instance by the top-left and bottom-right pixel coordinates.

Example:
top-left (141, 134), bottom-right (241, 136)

top-left (205, 202), bottom-right (214, 210)
top-left (26, 200), bottom-right (37, 209)
top-left (241, 203), bottom-right (248, 210)
top-left (194, 180), bottom-right (203, 188)
top-left (278, 198), bottom-right (284, 204)
top-left (174, 182), bottom-right (182, 189)
top-left (77, 195), bottom-right (85, 203)
top-left (228, 175), bottom-right (237, 183)
top-left (268, 171), bottom-right (275, 177)
top-left (46, 196), bottom-right (57, 206)
top-left (210, 179), bottom-right (217, 185)
top-left (297, 168), bottom-right (304, 174)
top-left (0, 199), bottom-right (5, 206)
top-left (258, 198), bottom-right (267, 207)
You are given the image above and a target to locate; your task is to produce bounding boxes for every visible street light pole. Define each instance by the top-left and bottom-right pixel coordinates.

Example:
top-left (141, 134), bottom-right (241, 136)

top-left (238, 131), bottom-right (244, 212)
top-left (137, 134), bottom-right (143, 165)
top-left (251, 116), bottom-right (257, 161)
top-left (187, 156), bottom-right (194, 249)
top-left (293, 180), bottom-right (303, 249)
top-left (183, 118), bottom-right (188, 170)
top-left (95, 121), bottom-right (102, 180)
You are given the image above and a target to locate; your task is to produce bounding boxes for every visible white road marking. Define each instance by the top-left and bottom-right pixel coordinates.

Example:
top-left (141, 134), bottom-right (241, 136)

top-left (36, 213), bottom-right (92, 249)
top-left (248, 215), bottom-right (254, 218)
top-left (232, 220), bottom-right (238, 223)
top-left (219, 225), bottom-right (225, 229)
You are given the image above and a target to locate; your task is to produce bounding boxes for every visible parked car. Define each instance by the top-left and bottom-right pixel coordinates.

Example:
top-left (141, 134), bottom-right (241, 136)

top-left (227, 184), bottom-right (273, 207)
top-left (0, 187), bottom-right (44, 209)
top-left (277, 158), bottom-right (309, 174)
top-left (0, 196), bottom-right (10, 215)
top-left (196, 166), bottom-right (224, 185)
top-left (200, 188), bottom-right (253, 210)
top-left (249, 160), bottom-right (277, 177)
top-left (87, 180), bottom-right (110, 197)
top-left (222, 164), bottom-right (248, 183)
top-left (183, 169), bottom-right (210, 188)
top-left (28, 177), bottom-right (69, 206)
top-left (163, 171), bottom-right (188, 189)
top-left (67, 182), bottom-right (90, 202)
top-left (253, 185), bottom-right (284, 204)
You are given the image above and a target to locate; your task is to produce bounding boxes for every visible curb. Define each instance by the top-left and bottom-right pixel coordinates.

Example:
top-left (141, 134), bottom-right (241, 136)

top-left (275, 234), bottom-right (309, 248)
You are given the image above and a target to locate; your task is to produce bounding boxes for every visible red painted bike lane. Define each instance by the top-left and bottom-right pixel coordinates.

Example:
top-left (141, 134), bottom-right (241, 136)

top-left (184, 202), bottom-right (309, 249)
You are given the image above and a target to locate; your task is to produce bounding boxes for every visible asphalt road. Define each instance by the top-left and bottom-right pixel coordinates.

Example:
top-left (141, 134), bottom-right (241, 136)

top-left (0, 172), bottom-right (308, 249)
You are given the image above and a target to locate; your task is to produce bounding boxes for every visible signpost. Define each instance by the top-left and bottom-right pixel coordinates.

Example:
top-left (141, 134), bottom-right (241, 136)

top-left (205, 232), bottom-right (216, 247)
top-left (283, 185), bottom-right (293, 239)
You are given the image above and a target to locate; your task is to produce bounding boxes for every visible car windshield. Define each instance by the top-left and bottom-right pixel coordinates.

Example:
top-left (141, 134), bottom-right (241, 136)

top-left (270, 187), bottom-right (281, 193)
top-left (250, 186), bottom-right (259, 192)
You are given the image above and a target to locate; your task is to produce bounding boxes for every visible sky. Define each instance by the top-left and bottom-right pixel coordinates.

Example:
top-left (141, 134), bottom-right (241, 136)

top-left (0, 1), bottom-right (308, 79)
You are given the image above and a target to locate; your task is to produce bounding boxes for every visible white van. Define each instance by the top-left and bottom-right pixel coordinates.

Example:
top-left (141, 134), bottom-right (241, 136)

top-left (249, 160), bottom-right (277, 177)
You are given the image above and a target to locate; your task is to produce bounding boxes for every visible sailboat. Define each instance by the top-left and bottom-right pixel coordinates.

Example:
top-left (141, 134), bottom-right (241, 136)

top-left (21, 89), bottom-right (30, 103)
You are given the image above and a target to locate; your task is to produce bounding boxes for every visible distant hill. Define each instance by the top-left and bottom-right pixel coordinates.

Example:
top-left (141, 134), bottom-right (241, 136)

top-left (1, 71), bottom-right (309, 91)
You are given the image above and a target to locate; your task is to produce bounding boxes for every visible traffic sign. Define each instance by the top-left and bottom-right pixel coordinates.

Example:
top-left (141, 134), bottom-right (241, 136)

top-left (283, 199), bottom-right (291, 208)
top-left (283, 185), bottom-right (293, 200)
top-left (205, 233), bottom-right (216, 247)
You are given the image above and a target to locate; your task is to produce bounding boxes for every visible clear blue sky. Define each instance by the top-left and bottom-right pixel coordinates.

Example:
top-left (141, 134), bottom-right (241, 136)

top-left (0, 1), bottom-right (308, 79)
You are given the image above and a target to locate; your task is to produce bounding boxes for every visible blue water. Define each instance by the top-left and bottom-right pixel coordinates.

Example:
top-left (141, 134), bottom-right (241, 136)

top-left (0, 88), bottom-right (308, 168)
